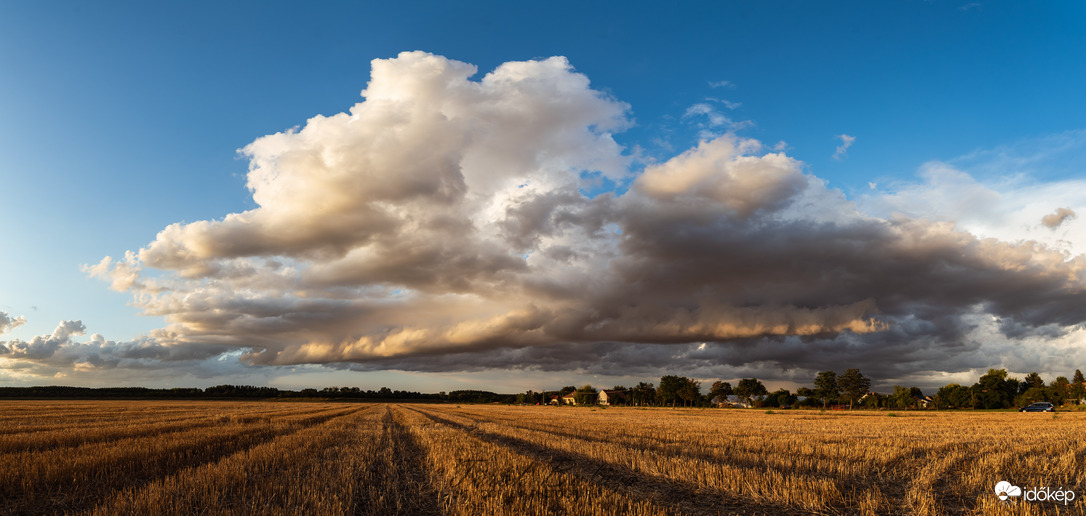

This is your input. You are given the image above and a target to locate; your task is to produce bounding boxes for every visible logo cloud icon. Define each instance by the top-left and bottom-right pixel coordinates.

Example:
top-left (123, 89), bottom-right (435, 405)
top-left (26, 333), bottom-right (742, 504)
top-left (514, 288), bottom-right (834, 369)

top-left (995, 481), bottom-right (1022, 501)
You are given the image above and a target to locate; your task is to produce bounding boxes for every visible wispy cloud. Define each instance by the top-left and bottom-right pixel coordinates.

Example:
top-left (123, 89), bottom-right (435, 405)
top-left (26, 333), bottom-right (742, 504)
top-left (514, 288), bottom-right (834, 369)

top-left (1041, 207), bottom-right (1076, 229)
top-left (705, 96), bottom-right (742, 110)
top-left (683, 103), bottom-right (730, 128)
top-left (708, 79), bottom-right (734, 89)
top-left (833, 134), bottom-right (855, 160)
top-left (682, 101), bottom-right (751, 140)
top-left (859, 130), bottom-right (1086, 254)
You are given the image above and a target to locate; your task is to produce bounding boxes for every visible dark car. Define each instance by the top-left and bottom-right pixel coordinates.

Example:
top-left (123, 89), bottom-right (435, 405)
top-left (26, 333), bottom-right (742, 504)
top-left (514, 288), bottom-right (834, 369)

top-left (1019, 402), bottom-right (1056, 412)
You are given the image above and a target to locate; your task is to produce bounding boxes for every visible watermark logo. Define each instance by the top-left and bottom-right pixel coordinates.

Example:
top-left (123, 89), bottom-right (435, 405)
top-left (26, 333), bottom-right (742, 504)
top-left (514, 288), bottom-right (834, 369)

top-left (995, 480), bottom-right (1076, 506)
top-left (994, 481), bottom-right (1021, 501)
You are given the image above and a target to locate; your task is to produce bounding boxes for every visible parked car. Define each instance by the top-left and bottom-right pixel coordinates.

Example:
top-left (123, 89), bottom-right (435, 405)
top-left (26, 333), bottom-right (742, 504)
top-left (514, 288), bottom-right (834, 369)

top-left (1019, 402), bottom-right (1056, 412)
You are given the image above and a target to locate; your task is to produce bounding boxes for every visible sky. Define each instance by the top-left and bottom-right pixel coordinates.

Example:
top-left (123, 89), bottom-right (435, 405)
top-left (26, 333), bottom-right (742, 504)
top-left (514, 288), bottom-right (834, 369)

top-left (2, 1), bottom-right (1086, 394)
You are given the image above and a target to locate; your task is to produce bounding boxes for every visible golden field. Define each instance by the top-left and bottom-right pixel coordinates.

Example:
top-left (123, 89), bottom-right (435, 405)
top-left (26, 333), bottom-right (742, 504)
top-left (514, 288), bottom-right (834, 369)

top-left (1, 400), bottom-right (1084, 515)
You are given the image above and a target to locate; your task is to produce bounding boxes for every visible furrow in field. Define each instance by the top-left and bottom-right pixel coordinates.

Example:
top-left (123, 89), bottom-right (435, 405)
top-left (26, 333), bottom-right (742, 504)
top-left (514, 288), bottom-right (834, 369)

top-left (89, 406), bottom-right (379, 515)
top-left (441, 406), bottom-right (886, 487)
top-left (0, 405), bottom-right (336, 454)
top-left (442, 406), bottom-right (1065, 516)
top-left (347, 406), bottom-right (445, 515)
top-left (8, 400), bottom-right (1086, 515)
top-left (458, 407), bottom-right (932, 476)
top-left (0, 405), bottom-right (361, 515)
top-left (0, 402), bottom-right (303, 436)
top-left (408, 406), bottom-right (813, 516)
top-left (395, 406), bottom-right (674, 516)
top-left (431, 406), bottom-right (884, 513)
top-left (499, 408), bottom-right (1067, 515)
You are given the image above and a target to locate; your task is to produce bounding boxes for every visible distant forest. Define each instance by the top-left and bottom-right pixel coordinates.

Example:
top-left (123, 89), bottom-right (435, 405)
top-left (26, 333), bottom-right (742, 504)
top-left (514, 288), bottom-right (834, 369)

top-left (0, 385), bottom-right (509, 403)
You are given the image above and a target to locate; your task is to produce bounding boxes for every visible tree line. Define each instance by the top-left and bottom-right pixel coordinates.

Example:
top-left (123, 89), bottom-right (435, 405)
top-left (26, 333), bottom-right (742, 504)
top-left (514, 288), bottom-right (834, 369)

top-left (518, 367), bottom-right (1086, 410)
top-left (0, 385), bottom-right (510, 403)
top-left (522, 373), bottom-right (858, 408)
top-left (4, 367), bottom-right (1081, 409)
top-left (931, 368), bottom-right (1086, 409)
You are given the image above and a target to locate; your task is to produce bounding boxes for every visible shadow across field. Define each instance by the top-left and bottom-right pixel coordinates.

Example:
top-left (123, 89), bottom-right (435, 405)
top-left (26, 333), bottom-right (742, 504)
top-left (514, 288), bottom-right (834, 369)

top-left (424, 407), bottom-right (1017, 515)
top-left (447, 408), bottom-right (874, 486)
top-left (408, 407), bottom-right (811, 516)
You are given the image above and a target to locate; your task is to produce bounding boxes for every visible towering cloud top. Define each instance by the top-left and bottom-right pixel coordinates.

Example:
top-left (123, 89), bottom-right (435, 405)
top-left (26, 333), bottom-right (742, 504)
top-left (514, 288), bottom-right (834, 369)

top-left (41, 51), bottom-right (1086, 381)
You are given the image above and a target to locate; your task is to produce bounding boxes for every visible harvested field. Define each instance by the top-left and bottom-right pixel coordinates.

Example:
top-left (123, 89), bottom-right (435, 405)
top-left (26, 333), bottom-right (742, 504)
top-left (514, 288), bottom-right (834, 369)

top-left (3, 400), bottom-right (1085, 515)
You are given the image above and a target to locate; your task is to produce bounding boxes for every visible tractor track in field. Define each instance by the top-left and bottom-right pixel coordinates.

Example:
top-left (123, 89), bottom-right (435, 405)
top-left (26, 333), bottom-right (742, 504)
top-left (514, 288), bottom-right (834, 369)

top-left (408, 406), bottom-right (819, 516)
top-left (353, 406), bottom-right (444, 516)
top-left (0, 406), bottom-right (364, 516)
top-left (438, 408), bottom-right (999, 516)
top-left (442, 407), bottom-right (878, 489)
top-left (0, 406), bottom-right (337, 455)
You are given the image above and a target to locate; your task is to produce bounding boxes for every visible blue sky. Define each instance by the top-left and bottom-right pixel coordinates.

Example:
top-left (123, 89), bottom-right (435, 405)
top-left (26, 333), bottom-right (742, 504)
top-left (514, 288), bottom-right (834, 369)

top-left (2, 2), bottom-right (1086, 392)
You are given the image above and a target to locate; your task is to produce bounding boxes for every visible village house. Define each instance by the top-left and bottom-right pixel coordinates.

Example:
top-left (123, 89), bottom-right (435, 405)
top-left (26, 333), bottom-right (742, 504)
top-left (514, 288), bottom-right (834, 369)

top-left (561, 393), bottom-right (577, 405)
top-left (597, 389), bottom-right (627, 406)
top-left (711, 395), bottom-right (751, 408)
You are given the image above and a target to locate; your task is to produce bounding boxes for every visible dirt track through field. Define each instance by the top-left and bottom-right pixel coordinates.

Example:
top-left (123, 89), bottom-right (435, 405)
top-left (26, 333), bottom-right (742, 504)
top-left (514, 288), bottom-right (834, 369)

top-left (353, 407), bottom-right (444, 515)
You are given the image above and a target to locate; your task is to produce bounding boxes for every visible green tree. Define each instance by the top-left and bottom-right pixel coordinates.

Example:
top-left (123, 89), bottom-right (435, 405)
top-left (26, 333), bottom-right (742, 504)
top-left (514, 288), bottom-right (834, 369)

top-left (861, 392), bottom-right (885, 409)
top-left (658, 375), bottom-right (684, 407)
top-left (1050, 376), bottom-right (1071, 406)
top-left (734, 378), bottom-right (768, 406)
top-left (972, 369), bottom-right (1017, 409)
top-left (1016, 386), bottom-right (1048, 407)
top-left (1020, 372), bottom-right (1045, 395)
top-left (889, 386), bottom-right (914, 409)
top-left (935, 383), bottom-right (971, 409)
top-left (708, 381), bottom-right (733, 404)
top-left (813, 371), bottom-right (840, 408)
top-left (677, 378), bottom-right (702, 407)
top-left (836, 368), bottom-right (872, 410)
top-left (574, 384), bottom-right (598, 405)
top-left (1072, 369), bottom-right (1086, 404)
top-left (764, 388), bottom-right (797, 408)
top-left (632, 382), bottom-right (656, 406)
top-left (1006, 377), bottom-right (1022, 401)
top-left (793, 387), bottom-right (815, 407)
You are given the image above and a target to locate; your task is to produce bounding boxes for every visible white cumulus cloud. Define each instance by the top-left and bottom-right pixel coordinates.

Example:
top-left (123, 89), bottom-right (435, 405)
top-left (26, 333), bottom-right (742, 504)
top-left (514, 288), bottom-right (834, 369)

top-left (0, 312), bottom-right (26, 334)
top-left (2, 50), bottom-right (1079, 386)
